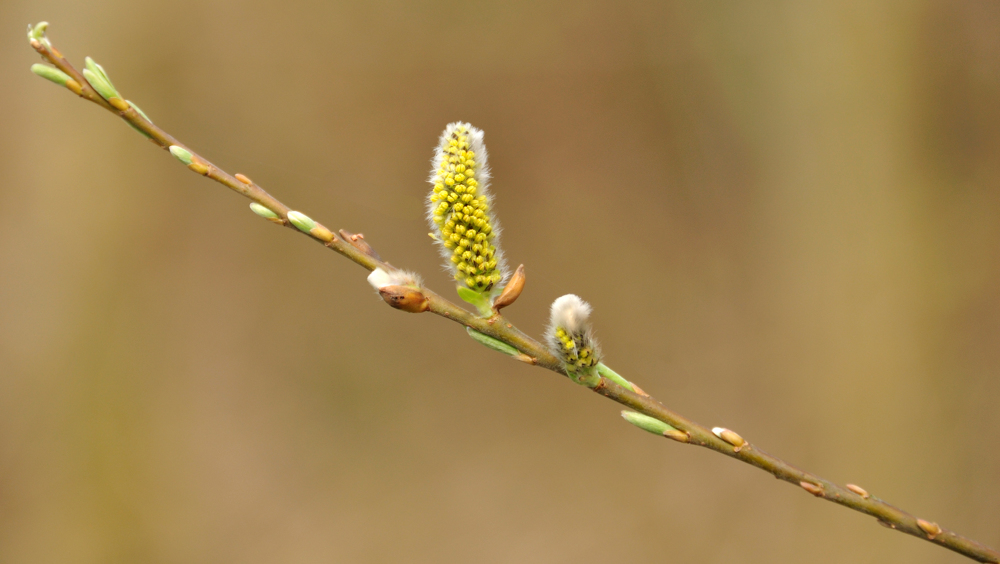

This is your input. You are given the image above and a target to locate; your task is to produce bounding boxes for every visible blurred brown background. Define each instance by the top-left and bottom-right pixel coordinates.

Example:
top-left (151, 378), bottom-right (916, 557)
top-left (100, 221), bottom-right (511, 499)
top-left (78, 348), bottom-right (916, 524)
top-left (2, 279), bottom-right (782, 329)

top-left (1, 0), bottom-right (998, 562)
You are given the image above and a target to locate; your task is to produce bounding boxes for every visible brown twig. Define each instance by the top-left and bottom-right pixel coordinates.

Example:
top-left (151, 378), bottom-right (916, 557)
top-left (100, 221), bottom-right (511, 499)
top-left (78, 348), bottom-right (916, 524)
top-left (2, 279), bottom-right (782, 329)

top-left (27, 28), bottom-right (999, 563)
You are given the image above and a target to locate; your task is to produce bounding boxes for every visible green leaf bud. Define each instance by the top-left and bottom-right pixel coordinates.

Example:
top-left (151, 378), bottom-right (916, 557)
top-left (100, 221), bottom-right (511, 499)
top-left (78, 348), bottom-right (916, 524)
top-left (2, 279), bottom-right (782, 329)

top-left (249, 202), bottom-right (279, 219)
top-left (168, 145), bottom-right (193, 165)
top-left (466, 327), bottom-right (519, 356)
top-left (287, 211), bottom-right (316, 233)
top-left (82, 68), bottom-right (118, 101)
top-left (31, 64), bottom-right (72, 86)
top-left (621, 411), bottom-right (677, 436)
top-left (27, 22), bottom-right (52, 48)
top-left (28, 22), bottom-right (49, 41)
top-left (84, 57), bottom-right (116, 91)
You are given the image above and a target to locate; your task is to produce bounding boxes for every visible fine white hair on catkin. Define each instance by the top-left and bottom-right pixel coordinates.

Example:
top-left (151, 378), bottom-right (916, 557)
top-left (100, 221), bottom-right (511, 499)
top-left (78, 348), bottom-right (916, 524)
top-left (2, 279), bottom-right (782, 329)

top-left (366, 267), bottom-right (421, 291)
top-left (548, 294), bottom-right (593, 334)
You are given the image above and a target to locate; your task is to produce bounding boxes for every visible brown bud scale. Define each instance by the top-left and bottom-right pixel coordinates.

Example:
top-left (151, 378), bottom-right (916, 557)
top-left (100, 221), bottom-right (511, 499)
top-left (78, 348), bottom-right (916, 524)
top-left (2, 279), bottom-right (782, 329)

top-left (235, 173), bottom-right (253, 185)
top-left (188, 162), bottom-right (209, 175)
top-left (66, 79), bottom-right (83, 95)
top-left (846, 483), bottom-right (870, 499)
top-left (800, 481), bottom-right (825, 497)
top-left (664, 429), bottom-right (690, 443)
top-left (311, 225), bottom-right (335, 243)
top-left (717, 428), bottom-right (746, 448)
top-left (109, 97), bottom-right (130, 111)
top-left (917, 519), bottom-right (941, 539)
top-left (339, 230), bottom-right (382, 260)
top-left (492, 264), bottom-right (525, 312)
top-left (379, 285), bottom-right (429, 313)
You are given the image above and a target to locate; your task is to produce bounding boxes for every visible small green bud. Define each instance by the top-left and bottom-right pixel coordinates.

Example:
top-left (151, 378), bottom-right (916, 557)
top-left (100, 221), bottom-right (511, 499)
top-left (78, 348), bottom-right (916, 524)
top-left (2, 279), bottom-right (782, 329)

top-left (31, 64), bottom-right (72, 86)
top-left (82, 68), bottom-right (118, 101)
top-left (168, 145), bottom-right (193, 165)
top-left (249, 202), bottom-right (279, 219)
top-left (621, 411), bottom-right (677, 436)
top-left (287, 211), bottom-right (316, 233)
top-left (597, 363), bottom-right (640, 394)
top-left (28, 22), bottom-right (49, 41)
top-left (466, 327), bottom-right (520, 356)
top-left (27, 22), bottom-right (52, 48)
top-left (84, 57), bottom-right (116, 90)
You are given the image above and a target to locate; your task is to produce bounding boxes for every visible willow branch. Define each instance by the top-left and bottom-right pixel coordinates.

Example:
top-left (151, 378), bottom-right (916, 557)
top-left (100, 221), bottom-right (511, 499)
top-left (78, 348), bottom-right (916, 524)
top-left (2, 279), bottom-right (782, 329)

top-left (27, 28), bottom-right (999, 563)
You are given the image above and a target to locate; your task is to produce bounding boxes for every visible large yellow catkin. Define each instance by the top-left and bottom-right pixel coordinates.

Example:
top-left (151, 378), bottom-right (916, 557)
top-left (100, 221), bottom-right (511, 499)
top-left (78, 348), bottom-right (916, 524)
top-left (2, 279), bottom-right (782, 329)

top-left (427, 123), bottom-right (507, 293)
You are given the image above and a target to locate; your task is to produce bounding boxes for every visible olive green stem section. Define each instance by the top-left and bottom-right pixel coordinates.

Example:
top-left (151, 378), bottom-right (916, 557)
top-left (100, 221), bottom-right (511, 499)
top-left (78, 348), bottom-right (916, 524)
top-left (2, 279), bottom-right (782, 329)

top-left (29, 34), bottom-right (999, 564)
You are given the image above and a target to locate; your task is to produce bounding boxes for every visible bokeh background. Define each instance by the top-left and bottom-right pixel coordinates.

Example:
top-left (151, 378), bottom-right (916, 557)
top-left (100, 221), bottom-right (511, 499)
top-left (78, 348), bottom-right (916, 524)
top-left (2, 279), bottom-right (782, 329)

top-left (1, 1), bottom-right (998, 562)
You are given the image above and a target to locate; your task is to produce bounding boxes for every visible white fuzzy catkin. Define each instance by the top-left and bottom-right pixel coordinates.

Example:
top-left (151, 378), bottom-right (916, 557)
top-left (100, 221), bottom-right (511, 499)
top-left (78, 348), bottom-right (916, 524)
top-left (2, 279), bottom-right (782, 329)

top-left (546, 294), bottom-right (602, 370)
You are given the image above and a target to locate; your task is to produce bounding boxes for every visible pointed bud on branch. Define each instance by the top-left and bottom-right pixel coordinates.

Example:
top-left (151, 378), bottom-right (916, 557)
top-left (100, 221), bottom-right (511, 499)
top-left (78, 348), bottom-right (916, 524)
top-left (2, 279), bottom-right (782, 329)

top-left (466, 327), bottom-right (520, 356)
top-left (249, 202), bottom-right (279, 220)
top-left (169, 145), bottom-right (193, 165)
top-left (712, 427), bottom-right (746, 451)
top-left (82, 57), bottom-right (120, 102)
top-left (917, 519), bottom-right (942, 539)
top-left (492, 264), bottom-right (525, 312)
top-left (287, 211), bottom-right (316, 233)
top-left (621, 411), bottom-right (678, 436)
top-left (30, 64), bottom-right (72, 86)
top-left (378, 286), bottom-right (429, 313)
top-left (800, 481), bottom-right (825, 497)
top-left (846, 484), bottom-right (870, 499)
